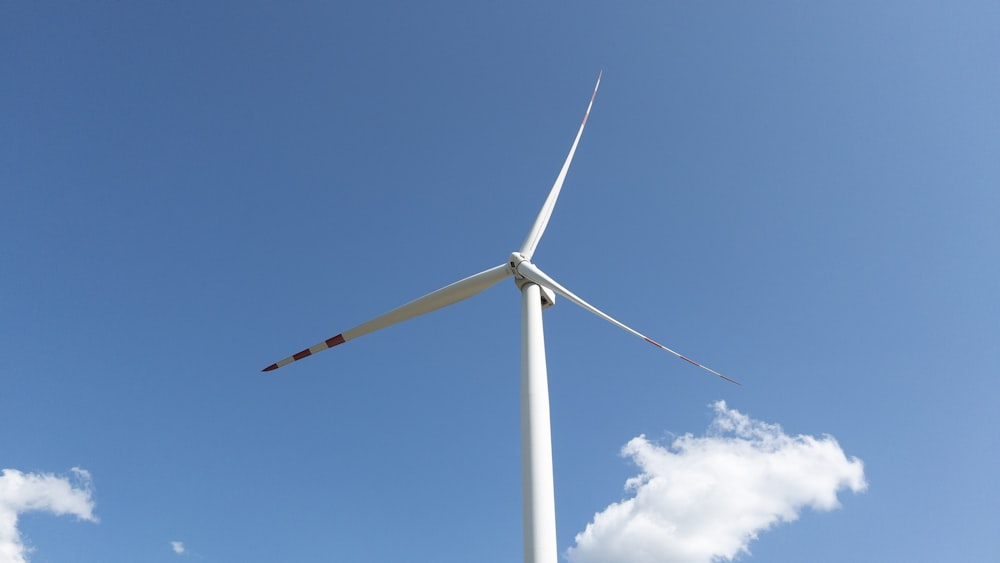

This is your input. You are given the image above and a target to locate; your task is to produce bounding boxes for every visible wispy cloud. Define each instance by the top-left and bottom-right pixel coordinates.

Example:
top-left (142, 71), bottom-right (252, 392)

top-left (567, 401), bottom-right (866, 563)
top-left (0, 467), bottom-right (97, 563)
top-left (171, 541), bottom-right (186, 554)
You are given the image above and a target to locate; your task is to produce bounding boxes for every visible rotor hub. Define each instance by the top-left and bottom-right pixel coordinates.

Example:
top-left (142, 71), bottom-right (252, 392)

top-left (509, 252), bottom-right (556, 308)
top-left (508, 251), bottom-right (528, 276)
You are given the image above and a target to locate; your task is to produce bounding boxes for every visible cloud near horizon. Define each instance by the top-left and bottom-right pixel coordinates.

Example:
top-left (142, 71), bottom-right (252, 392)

top-left (567, 401), bottom-right (866, 563)
top-left (0, 467), bottom-right (97, 563)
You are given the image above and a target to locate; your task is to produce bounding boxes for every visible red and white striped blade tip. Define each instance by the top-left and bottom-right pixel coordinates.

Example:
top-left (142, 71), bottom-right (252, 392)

top-left (261, 334), bottom-right (346, 372)
top-left (643, 336), bottom-right (740, 385)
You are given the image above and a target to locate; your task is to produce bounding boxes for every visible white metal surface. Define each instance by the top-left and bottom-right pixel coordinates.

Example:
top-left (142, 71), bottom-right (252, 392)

top-left (519, 71), bottom-right (602, 260)
top-left (520, 282), bottom-right (558, 563)
top-left (341, 263), bottom-right (511, 341)
top-left (263, 263), bottom-right (511, 371)
top-left (515, 259), bottom-right (738, 384)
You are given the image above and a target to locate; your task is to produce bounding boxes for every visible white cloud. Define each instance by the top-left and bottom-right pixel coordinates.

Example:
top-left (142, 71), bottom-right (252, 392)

top-left (567, 401), bottom-right (866, 563)
top-left (171, 541), bottom-right (185, 554)
top-left (0, 467), bottom-right (97, 563)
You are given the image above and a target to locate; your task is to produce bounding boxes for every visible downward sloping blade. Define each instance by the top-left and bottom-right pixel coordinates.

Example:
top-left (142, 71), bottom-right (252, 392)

top-left (262, 263), bottom-right (512, 372)
top-left (519, 71), bottom-right (602, 260)
top-left (515, 261), bottom-right (739, 385)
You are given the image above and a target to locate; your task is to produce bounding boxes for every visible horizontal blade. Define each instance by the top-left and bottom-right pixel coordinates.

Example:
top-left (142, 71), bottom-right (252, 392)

top-left (519, 71), bottom-right (602, 260)
top-left (515, 261), bottom-right (739, 385)
top-left (262, 263), bottom-right (512, 372)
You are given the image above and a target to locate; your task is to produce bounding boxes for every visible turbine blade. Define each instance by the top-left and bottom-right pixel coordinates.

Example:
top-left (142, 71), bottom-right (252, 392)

top-left (515, 261), bottom-right (739, 385)
top-left (519, 71), bottom-right (602, 260)
top-left (262, 263), bottom-right (512, 372)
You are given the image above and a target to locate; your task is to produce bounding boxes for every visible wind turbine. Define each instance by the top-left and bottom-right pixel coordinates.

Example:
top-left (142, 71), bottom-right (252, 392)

top-left (262, 71), bottom-right (736, 563)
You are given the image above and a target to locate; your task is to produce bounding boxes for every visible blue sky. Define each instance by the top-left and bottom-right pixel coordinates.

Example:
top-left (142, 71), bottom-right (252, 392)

top-left (2, 2), bottom-right (998, 562)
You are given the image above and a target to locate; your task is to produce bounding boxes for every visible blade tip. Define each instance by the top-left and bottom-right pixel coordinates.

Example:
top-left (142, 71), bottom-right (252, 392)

top-left (262, 364), bottom-right (279, 372)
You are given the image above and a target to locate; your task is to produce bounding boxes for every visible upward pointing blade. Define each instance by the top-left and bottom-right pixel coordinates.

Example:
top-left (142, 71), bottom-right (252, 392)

top-left (519, 71), bottom-right (602, 260)
top-left (262, 263), bottom-right (512, 372)
top-left (515, 261), bottom-right (739, 385)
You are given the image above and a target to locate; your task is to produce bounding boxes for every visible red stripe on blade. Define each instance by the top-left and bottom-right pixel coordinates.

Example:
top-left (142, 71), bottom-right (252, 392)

top-left (292, 349), bottom-right (312, 361)
top-left (325, 334), bottom-right (346, 348)
top-left (679, 355), bottom-right (701, 367)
